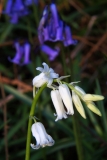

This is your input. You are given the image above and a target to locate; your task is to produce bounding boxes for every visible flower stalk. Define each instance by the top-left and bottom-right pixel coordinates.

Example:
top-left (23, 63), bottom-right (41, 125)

top-left (25, 83), bottom-right (47, 160)
top-left (72, 112), bottom-right (84, 160)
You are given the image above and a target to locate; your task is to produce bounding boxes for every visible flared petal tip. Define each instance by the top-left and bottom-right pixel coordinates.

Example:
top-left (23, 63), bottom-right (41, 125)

top-left (30, 143), bottom-right (40, 150)
top-left (66, 111), bottom-right (74, 115)
top-left (8, 57), bottom-right (20, 65)
top-left (64, 39), bottom-right (78, 47)
top-left (55, 114), bottom-right (68, 122)
top-left (47, 140), bottom-right (55, 146)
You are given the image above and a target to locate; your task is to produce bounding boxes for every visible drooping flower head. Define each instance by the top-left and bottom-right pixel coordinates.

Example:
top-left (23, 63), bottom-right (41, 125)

top-left (59, 84), bottom-right (74, 115)
top-left (31, 122), bottom-right (55, 149)
top-left (3, 0), bottom-right (30, 24)
top-left (33, 62), bottom-right (59, 88)
top-left (38, 3), bottom-right (77, 46)
top-left (8, 41), bottom-right (31, 65)
top-left (51, 89), bottom-right (67, 121)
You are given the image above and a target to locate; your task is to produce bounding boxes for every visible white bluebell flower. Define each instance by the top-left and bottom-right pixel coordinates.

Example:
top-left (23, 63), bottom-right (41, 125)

top-left (59, 84), bottom-right (74, 115)
top-left (51, 89), bottom-right (67, 121)
top-left (33, 62), bottom-right (59, 88)
top-left (31, 122), bottom-right (54, 149)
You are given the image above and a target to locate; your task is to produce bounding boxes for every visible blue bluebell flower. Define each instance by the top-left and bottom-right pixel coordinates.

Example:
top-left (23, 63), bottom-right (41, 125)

top-left (8, 41), bottom-right (31, 65)
top-left (3, 0), bottom-right (29, 24)
top-left (38, 3), bottom-right (77, 46)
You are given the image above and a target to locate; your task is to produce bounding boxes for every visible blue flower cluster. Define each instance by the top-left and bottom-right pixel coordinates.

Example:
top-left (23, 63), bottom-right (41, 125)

top-left (38, 3), bottom-right (77, 61)
top-left (4, 1), bottom-right (77, 64)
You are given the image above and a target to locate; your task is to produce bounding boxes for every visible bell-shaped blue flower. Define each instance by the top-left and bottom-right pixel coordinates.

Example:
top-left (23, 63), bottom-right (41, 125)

top-left (38, 3), bottom-right (77, 46)
top-left (8, 41), bottom-right (31, 65)
top-left (3, 0), bottom-right (29, 24)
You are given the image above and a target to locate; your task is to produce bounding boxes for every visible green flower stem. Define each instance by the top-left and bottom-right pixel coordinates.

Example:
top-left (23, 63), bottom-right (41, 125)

top-left (72, 113), bottom-right (84, 160)
top-left (25, 84), bottom-right (47, 160)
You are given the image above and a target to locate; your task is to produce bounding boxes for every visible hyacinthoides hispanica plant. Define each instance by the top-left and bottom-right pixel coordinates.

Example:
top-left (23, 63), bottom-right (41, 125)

top-left (25, 62), bottom-right (104, 160)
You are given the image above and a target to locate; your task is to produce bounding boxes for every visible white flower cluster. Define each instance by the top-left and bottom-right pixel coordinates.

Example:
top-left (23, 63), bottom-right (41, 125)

top-left (31, 62), bottom-right (104, 150)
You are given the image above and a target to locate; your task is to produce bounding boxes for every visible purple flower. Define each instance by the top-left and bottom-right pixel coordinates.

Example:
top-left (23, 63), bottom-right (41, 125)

top-left (8, 42), bottom-right (31, 65)
top-left (3, 0), bottom-right (29, 24)
top-left (38, 3), bottom-right (77, 46)
top-left (50, 3), bottom-right (59, 29)
top-left (9, 13), bottom-right (19, 24)
top-left (8, 42), bottom-right (23, 65)
top-left (23, 42), bottom-right (31, 64)
top-left (40, 45), bottom-right (60, 61)
top-left (38, 6), bottom-right (49, 44)
top-left (48, 19), bottom-right (63, 42)
top-left (4, 0), bottom-right (13, 14)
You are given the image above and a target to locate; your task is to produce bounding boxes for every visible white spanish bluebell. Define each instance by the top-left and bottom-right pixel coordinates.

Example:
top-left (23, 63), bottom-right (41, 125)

top-left (31, 122), bottom-right (54, 149)
top-left (59, 84), bottom-right (74, 115)
top-left (33, 62), bottom-right (59, 88)
top-left (51, 90), bottom-right (67, 121)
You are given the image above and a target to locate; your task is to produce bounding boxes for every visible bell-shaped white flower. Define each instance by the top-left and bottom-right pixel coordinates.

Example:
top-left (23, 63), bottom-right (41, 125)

top-left (31, 122), bottom-right (55, 149)
top-left (59, 84), bottom-right (74, 115)
top-left (51, 90), bottom-right (67, 121)
top-left (33, 62), bottom-right (59, 88)
top-left (72, 91), bottom-right (86, 119)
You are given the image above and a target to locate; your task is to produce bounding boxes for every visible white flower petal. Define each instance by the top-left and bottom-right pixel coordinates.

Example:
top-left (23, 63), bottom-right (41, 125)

top-left (47, 78), bottom-right (53, 86)
top-left (72, 91), bottom-right (86, 119)
top-left (36, 67), bottom-right (44, 72)
top-left (50, 73), bottom-right (59, 79)
top-left (51, 90), bottom-right (67, 121)
top-left (49, 68), bottom-right (54, 73)
top-left (33, 73), bottom-right (47, 87)
top-left (59, 84), bottom-right (74, 115)
top-left (30, 143), bottom-right (40, 149)
top-left (47, 135), bottom-right (55, 146)
top-left (31, 123), bottom-right (41, 149)
top-left (42, 62), bottom-right (49, 72)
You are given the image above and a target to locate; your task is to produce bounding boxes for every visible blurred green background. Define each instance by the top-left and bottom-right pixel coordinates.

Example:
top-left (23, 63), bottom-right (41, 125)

top-left (0, 0), bottom-right (107, 160)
